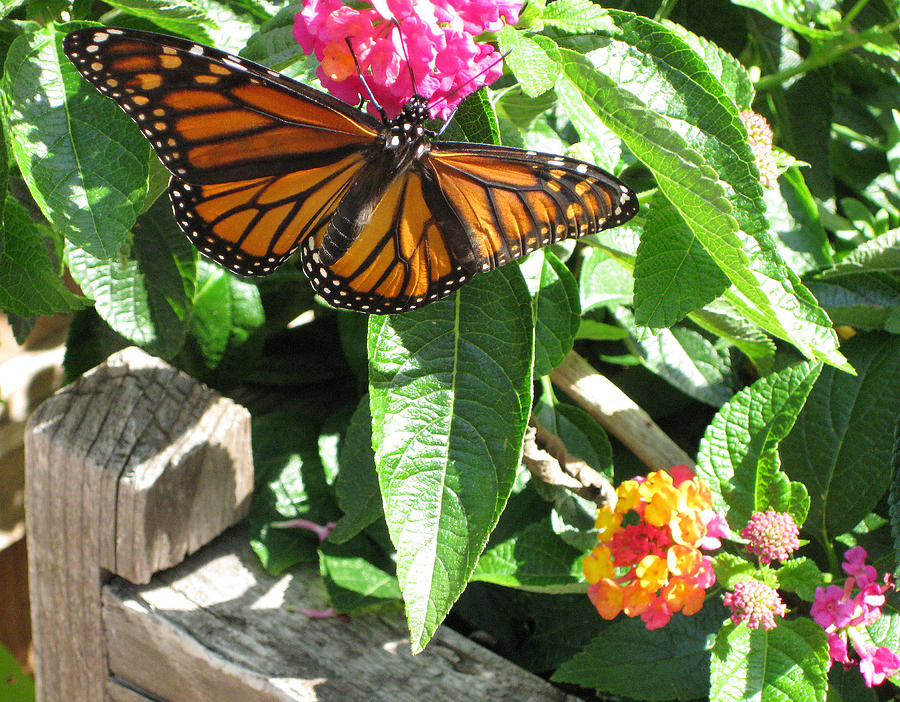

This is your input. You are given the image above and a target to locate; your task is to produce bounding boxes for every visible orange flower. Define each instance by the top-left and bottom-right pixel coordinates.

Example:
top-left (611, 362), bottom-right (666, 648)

top-left (589, 578), bottom-right (624, 619)
top-left (583, 465), bottom-right (725, 630)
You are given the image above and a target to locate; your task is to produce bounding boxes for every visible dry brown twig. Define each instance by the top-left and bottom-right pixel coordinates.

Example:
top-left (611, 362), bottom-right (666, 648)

top-left (524, 350), bottom-right (696, 505)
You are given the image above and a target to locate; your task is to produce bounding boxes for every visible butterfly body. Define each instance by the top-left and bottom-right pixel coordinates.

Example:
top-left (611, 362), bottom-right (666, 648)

top-left (63, 27), bottom-right (638, 314)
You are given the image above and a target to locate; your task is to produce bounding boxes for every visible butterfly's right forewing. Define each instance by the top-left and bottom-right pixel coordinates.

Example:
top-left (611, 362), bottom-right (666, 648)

top-left (63, 27), bottom-right (380, 184)
top-left (64, 27), bottom-right (381, 275)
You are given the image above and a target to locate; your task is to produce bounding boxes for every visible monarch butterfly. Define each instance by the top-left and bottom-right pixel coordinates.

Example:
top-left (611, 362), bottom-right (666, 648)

top-left (64, 27), bottom-right (638, 314)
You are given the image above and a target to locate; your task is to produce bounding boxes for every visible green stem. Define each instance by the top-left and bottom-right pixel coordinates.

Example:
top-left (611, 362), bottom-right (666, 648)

top-left (838, 0), bottom-right (871, 30)
top-left (755, 19), bottom-right (900, 92)
top-left (654, 0), bottom-right (679, 22)
top-left (821, 528), bottom-right (839, 573)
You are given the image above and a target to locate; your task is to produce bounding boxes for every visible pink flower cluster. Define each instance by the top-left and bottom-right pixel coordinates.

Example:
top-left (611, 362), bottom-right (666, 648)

top-left (723, 579), bottom-right (787, 630)
top-left (741, 510), bottom-right (800, 565)
top-left (294, 0), bottom-right (520, 120)
top-left (811, 547), bottom-right (899, 687)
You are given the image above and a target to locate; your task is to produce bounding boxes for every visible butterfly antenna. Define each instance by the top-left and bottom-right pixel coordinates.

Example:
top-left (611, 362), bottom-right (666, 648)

top-left (429, 49), bottom-right (510, 137)
top-left (345, 38), bottom-right (387, 122)
top-left (389, 18), bottom-right (419, 97)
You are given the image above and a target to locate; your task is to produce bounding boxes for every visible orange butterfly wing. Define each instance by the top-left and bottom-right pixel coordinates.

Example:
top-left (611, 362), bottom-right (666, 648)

top-left (65, 28), bottom-right (640, 312)
top-left (64, 27), bottom-right (379, 274)
top-left (297, 144), bottom-right (638, 313)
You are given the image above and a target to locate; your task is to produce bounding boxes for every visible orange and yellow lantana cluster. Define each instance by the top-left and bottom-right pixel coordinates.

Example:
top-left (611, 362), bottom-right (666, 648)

top-left (583, 465), bottom-right (726, 629)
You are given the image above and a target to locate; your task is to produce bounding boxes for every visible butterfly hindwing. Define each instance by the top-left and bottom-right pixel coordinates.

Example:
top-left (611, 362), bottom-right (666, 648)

top-left (300, 167), bottom-right (476, 313)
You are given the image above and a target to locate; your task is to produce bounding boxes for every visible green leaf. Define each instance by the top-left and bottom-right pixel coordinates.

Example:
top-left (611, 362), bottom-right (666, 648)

top-left (319, 535), bottom-right (401, 612)
top-left (520, 249), bottom-right (579, 377)
top-left (696, 361), bottom-right (822, 528)
top-left (188, 260), bottom-right (264, 369)
top-left (241, 2), bottom-right (309, 70)
top-left (554, 17), bottom-right (846, 368)
top-left (65, 197), bottom-right (195, 359)
top-left (714, 553), bottom-right (758, 589)
top-left (889, 415), bottom-right (900, 579)
top-left (832, 229), bottom-right (900, 273)
top-left (579, 245), bottom-right (633, 312)
top-left (780, 333), bottom-right (900, 545)
top-left (0, 0), bottom-right (25, 20)
top-left (539, 0), bottom-right (618, 34)
top-left (553, 602), bottom-right (726, 699)
top-left (0, 643), bottom-right (33, 702)
top-left (368, 266), bottom-right (534, 652)
top-left (690, 300), bottom-right (776, 373)
top-left (437, 88), bottom-right (499, 145)
top-left (633, 192), bottom-right (729, 328)
top-left (4, 24), bottom-right (151, 258)
top-left (807, 274), bottom-right (900, 333)
top-left (809, 231), bottom-right (900, 331)
top-left (710, 619), bottom-right (828, 702)
top-left (0, 196), bottom-right (85, 315)
top-left (249, 410), bottom-right (339, 574)
top-left (661, 19), bottom-right (755, 109)
top-left (472, 518), bottom-right (584, 591)
top-left (776, 557), bottom-right (826, 601)
top-left (100, 1), bottom-right (216, 42)
top-left (616, 307), bottom-right (734, 407)
top-left (330, 395), bottom-right (383, 543)
top-left (766, 168), bottom-right (832, 274)
top-left (729, 0), bottom-right (833, 38)
top-left (498, 29), bottom-right (557, 97)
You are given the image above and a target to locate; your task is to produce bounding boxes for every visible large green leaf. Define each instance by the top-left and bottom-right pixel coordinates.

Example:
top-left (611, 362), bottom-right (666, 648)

top-left (330, 395), bottom-right (382, 543)
top-left (519, 249), bottom-right (580, 377)
top-left (472, 518), bottom-right (584, 591)
top-left (188, 260), bottom-right (264, 369)
top-left (100, 1), bottom-right (216, 42)
top-left (632, 192), bottom-right (728, 329)
top-left (780, 333), bottom-right (900, 544)
top-left (368, 266), bottom-right (533, 652)
top-left (3, 24), bottom-right (150, 258)
top-left (696, 361), bottom-right (821, 528)
top-left (553, 602), bottom-right (726, 699)
top-left (0, 196), bottom-right (85, 316)
top-left (547, 14), bottom-right (847, 369)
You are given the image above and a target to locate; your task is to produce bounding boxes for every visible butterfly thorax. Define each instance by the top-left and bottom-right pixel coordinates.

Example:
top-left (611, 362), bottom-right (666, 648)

top-left (380, 95), bottom-right (432, 164)
top-left (319, 96), bottom-right (433, 265)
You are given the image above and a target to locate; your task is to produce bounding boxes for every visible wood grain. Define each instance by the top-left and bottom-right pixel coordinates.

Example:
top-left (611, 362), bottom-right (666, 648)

top-left (102, 527), bottom-right (576, 702)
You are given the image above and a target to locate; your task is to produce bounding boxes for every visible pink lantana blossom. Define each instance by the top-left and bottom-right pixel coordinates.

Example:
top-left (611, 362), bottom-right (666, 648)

top-left (843, 546), bottom-right (877, 588)
top-left (740, 510), bottom-right (800, 565)
top-left (810, 584), bottom-right (855, 628)
top-left (294, 0), bottom-right (520, 120)
top-left (812, 547), bottom-right (900, 688)
top-left (857, 641), bottom-right (900, 688)
top-left (722, 579), bottom-right (787, 630)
